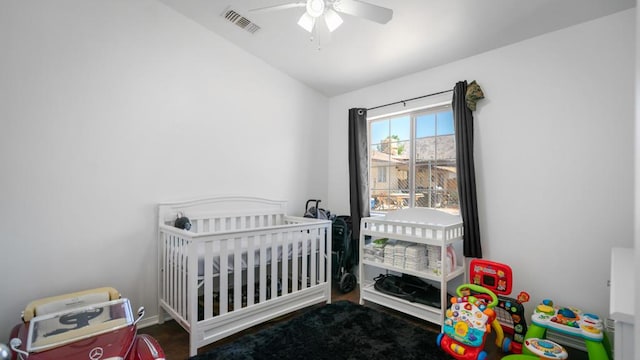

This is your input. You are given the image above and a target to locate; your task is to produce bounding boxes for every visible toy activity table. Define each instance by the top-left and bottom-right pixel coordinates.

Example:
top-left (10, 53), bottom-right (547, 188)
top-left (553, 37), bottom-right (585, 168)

top-left (523, 299), bottom-right (610, 359)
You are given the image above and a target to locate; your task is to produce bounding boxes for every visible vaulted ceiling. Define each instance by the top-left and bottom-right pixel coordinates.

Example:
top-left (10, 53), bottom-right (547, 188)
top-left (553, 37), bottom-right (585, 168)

top-left (158, 0), bottom-right (635, 96)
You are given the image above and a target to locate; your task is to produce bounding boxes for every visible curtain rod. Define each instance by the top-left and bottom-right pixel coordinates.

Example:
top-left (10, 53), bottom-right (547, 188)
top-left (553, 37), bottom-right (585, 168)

top-left (366, 89), bottom-right (453, 111)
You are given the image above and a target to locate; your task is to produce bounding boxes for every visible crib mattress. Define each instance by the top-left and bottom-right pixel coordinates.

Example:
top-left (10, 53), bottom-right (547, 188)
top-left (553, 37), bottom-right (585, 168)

top-left (195, 238), bottom-right (317, 276)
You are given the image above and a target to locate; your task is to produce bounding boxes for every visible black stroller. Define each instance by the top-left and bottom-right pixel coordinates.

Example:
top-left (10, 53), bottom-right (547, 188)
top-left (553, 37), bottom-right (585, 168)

top-left (304, 200), bottom-right (357, 293)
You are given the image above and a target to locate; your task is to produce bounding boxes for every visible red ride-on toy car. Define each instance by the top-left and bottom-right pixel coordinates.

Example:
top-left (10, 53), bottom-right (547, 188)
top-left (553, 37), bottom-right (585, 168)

top-left (7, 287), bottom-right (165, 360)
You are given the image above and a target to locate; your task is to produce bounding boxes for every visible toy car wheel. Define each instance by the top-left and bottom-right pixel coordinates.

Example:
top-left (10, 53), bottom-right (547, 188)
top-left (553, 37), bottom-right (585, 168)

top-left (477, 351), bottom-right (488, 360)
top-left (436, 333), bottom-right (444, 347)
top-left (502, 337), bottom-right (512, 353)
top-left (339, 272), bottom-right (356, 293)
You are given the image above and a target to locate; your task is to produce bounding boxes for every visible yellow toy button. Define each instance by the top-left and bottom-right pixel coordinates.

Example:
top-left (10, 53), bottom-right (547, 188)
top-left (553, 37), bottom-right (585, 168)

top-left (537, 304), bottom-right (555, 315)
top-left (455, 321), bottom-right (469, 337)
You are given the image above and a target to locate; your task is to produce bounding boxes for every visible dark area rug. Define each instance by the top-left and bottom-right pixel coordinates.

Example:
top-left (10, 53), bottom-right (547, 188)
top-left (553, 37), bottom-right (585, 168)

top-left (190, 300), bottom-right (453, 360)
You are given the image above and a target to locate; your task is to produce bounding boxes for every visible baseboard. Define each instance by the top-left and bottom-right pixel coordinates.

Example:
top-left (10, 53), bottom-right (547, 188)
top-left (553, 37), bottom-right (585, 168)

top-left (137, 314), bottom-right (160, 329)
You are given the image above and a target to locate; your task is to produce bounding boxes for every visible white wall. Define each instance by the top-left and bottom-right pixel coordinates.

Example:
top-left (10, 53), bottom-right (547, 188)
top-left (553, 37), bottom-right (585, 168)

top-left (329, 9), bottom-right (635, 320)
top-left (0, 0), bottom-right (328, 338)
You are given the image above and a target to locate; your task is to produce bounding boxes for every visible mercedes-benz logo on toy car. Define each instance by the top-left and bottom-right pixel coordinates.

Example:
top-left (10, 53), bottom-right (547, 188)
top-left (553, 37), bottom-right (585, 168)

top-left (89, 347), bottom-right (103, 360)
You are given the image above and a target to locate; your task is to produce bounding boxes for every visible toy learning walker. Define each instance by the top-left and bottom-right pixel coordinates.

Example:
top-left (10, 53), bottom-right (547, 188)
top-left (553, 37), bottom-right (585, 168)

top-left (437, 283), bottom-right (499, 360)
top-left (468, 259), bottom-right (530, 354)
top-left (438, 259), bottom-right (534, 359)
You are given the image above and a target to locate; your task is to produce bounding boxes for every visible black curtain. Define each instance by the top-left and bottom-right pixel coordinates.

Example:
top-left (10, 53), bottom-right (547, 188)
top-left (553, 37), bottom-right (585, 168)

top-left (348, 108), bottom-right (370, 243)
top-left (453, 81), bottom-right (482, 258)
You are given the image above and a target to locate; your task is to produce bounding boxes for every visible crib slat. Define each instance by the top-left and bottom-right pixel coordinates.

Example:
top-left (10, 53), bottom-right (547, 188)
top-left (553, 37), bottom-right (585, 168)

top-left (259, 234), bottom-right (267, 303)
top-left (247, 235), bottom-right (255, 306)
top-left (161, 233), bottom-right (168, 308)
top-left (164, 234), bottom-right (171, 310)
top-left (292, 232), bottom-right (299, 292)
top-left (234, 237), bottom-right (242, 310)
top-left (175, 235), bottom-right (183, 318)
top-left (310, 229), bottom-right (317, 286)
top-left (219, 239), bottom-right (228, 315)
top-left (271, 232), bottom-right (279, 299)
top-left (182, 237), bottom-right (189, 321)
top-left (204, 241), bottom-right (214, 319)
top-left (281, 231), bottom-right (289, 295)
top-left (171, 235), bottom-right (177, 315)
top-left (301, 231), bottom-right (308, 289)
top-left (181, 236), bottom-right (187, 319)
top-left (167, 235), bottom-right (174, 311)
top-left (319, 227), bottom-right (325, 284)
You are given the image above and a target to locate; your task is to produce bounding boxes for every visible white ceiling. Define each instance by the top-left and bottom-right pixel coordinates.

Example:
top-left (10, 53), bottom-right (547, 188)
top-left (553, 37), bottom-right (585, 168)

top-left (158, 0), bottom-right (635, 96)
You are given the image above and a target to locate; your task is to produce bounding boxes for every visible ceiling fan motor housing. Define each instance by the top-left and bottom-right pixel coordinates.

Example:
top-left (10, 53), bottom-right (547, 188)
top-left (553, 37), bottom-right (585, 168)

top-left (306, 0), bottom-right (325, 18)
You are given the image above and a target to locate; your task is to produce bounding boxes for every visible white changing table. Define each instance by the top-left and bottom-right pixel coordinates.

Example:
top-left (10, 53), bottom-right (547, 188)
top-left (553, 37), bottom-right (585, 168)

top-left (358, 208), bottom-right (465, 328)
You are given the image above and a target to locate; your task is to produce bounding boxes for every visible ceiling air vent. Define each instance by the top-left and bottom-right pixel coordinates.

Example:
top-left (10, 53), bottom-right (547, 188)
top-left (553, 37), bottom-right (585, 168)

top-left (223, 8), bottom-right (261, 34)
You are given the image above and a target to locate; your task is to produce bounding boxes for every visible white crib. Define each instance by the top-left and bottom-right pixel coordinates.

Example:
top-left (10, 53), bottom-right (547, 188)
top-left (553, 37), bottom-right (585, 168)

top-left (157, 196), bottom-right (332, 356)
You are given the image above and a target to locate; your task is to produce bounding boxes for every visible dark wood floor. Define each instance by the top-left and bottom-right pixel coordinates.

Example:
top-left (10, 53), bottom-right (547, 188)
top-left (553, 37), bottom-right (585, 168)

top-left (140, 284), bottom-right (589, 360)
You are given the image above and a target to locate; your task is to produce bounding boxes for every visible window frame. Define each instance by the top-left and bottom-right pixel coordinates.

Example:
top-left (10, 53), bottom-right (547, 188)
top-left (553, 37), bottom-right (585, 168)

top-left (368, 99), bottom-right (455, 214)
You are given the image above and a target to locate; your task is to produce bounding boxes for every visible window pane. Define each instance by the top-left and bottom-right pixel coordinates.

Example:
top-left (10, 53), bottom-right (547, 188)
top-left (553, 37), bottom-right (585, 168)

top-left (389, 116), bottom-right (410, 142)
top-left (415, 164), bottom-right (435, 208)
top-left (371, 190), bottom-right (391, 211)
top-left (371, 143), bottom-right (390, 189)
top-left (370, 119), bottom-right (389, 145)
top-left (416, 136), bottom-right (436, 161)
top-left (436, 111), bottom-right (454, 135)
top-left (371, 144), bottom-right (390, 163)
top-left (388, 189), bottom-right (408, 209)
top-left (386, 166), bottom-right (402, 192)
top-left (414, 163), bottom-right (459, 212)
top-left (371, 165), bottom-right (389, 188)
top-left (397, 173), bottom-right (409, 192)
top-left (395, 140), bottom-right (409, 159)
top-left (441, 167), bottom-right (459, 211)
top-left (435, 134), bottom-right (456, 160)
top-left (394, 140), bottom-right (410, 191)
top-left (416, 114), bottom-right (435, 138)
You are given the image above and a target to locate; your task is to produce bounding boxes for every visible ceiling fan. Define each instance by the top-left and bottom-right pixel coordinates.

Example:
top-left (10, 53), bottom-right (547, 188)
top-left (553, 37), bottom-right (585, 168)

top-left (250, 0), bottom-right (393, 33)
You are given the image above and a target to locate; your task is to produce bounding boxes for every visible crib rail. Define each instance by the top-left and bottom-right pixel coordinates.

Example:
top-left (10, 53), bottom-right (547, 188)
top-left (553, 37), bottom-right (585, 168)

top-left (158, 217), bottom-right (331, 347)
top-left (186, 213), bottom-right (286, 233)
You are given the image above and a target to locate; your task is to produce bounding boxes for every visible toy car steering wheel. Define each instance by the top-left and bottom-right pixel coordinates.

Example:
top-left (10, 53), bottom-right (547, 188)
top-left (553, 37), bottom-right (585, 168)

top-left (456, 283), bottom-right (499, 308)
top-left (59, 308), bottom-right (104, 328)
top-left (44, 308), bottom-right (104, 337)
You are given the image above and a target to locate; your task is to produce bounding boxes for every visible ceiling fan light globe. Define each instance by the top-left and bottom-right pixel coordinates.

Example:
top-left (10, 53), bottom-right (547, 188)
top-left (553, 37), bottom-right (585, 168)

top-left (297, 12), bottom-right (316, 32)
top-left (306, 0), bottom-right (325, 18)
top-left (324, 9), bottom-right (343, 32)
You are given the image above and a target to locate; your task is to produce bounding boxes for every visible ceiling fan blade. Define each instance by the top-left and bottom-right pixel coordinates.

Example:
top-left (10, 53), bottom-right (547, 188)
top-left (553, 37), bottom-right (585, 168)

top-left (324, 8), bottom-right (343, 32)
top-left (249, 1), bottom-right (306, 13)
top-left (333, 0), bottom-right (393, 24)
top-left (297, 12), bottom-right (316, 32)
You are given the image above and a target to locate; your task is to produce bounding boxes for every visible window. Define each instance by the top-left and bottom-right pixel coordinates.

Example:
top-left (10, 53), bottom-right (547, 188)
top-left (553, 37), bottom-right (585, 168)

top-left (376, 166), bottom-right (387, 183)
top-left (369, 105), bottom-right (458, 214)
